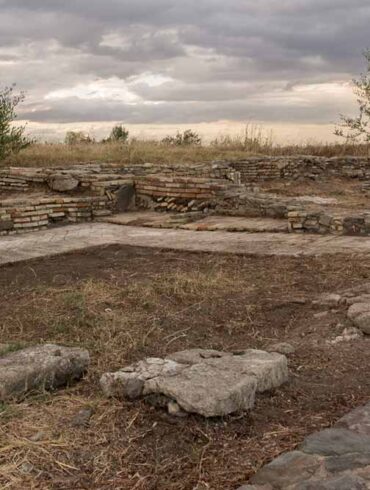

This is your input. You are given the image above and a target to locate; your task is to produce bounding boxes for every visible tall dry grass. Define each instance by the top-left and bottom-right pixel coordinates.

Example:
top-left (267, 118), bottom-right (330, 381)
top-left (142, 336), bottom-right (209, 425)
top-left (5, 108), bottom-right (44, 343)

top-left (2, 126), bottom-right (369, 168)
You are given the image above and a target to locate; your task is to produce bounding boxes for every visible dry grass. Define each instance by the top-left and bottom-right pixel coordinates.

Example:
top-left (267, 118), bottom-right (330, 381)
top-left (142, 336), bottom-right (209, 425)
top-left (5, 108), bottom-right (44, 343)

top-left (2, 137), bottom-right (370, 168)
top-left (1, 247), bottom-right (370, 489)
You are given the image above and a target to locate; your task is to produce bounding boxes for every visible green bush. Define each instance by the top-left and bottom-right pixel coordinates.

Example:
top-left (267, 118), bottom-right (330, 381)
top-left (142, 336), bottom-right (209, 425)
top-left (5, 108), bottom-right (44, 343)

top-left (0, 85), bottom-right (31, 161)
top-left (161, 129), bottom-right (202, 146)
top-left (335, 50), bottom-right (370, 143)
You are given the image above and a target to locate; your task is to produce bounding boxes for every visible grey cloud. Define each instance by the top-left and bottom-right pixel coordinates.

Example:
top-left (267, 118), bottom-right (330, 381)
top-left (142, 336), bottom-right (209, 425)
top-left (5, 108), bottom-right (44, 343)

top-left (1, 0), bottom-right (368, 128)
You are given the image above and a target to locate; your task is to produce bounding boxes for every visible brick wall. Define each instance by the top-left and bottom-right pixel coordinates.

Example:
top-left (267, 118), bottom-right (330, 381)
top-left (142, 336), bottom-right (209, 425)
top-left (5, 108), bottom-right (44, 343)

top-left (0, 196), bottom-right (112, 235)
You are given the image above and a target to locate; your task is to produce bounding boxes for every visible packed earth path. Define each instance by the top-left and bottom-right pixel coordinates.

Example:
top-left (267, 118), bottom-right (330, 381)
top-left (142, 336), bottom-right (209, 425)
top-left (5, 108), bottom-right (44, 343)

top-left (4, 222), bottom-right (370, 266)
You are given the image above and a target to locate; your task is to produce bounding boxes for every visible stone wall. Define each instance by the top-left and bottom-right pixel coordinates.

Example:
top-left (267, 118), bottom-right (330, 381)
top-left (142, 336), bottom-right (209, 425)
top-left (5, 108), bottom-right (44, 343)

top-left (288, 208), bottom-right (370, 235)
top-left (230, 156), bottom-right (370, 182)
top-left (135, 175), bottom-right (239, 213)
top-left (0, 195), bottom-right (112, 235)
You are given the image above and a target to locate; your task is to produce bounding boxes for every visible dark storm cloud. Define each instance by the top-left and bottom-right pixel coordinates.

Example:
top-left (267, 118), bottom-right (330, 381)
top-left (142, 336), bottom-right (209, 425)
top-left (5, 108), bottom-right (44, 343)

top-left (1, 0), bottom-right (369, 126)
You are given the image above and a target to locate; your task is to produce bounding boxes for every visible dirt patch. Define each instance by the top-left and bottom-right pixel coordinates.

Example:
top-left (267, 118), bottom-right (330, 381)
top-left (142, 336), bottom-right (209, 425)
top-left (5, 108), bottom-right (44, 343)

top-left (260, 177), bottom-right (370, 209)
top-left (1, 245), bottom-right (370, 489)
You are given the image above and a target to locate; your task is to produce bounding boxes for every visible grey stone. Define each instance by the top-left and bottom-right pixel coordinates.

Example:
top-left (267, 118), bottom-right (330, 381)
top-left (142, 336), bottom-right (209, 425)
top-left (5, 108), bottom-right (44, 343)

top-left (251, 451), bottom-right (321, 488)
top-left (336, 402), bottom-right (370, 436)
top-left (100, 357), bottom-right (186, 400)
top-left (114, 184), bottom-right (136, 212)
top-left (267, 342), bottom-right (296, 355)
top-left (70, 407), bottom-right (94, 428)
top-left (351, 314), bottom-right (370, 335)
top-left (324, 452), bottom-right (370, 473)
top-left (0, 344), bottom-right (90, 400)
top-left (292, 474), bottom-right (367, 489)
top-left (347, 303), bottom-right (370, 334)
top-left (144, 358), bottom-right (258, 417)
top-left (48, 174), bottom-right (79, 192)
top-left (101, 349), bottom-right (288, 417)
top-left (347, 303), bottom-right (370, 319)
top-left (300, 428), bottom-right (370, 456)
top-left (314, 293), bottom-right (342, 306)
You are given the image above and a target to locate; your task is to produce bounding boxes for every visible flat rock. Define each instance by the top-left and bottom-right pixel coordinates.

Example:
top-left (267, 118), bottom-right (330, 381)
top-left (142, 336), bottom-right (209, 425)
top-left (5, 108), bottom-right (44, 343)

top-left (324, 452), bottom-right (370, 473)
top-left (347, 303), bottom-right (370, 334)
top-left (100, 348), bottom-right (288, 417)
top-left (48, 174), bottom-right (79, 192)
top-left (291, 474), bottom-right (368, 489)
top-left (251, 451), bottom-right (322, 488)
top-left (336, 401), bottom-right (370, 436)
top-left (300, 428), bottom-right (370, 457)
top-left (0, 344), bottom-right (90, 400)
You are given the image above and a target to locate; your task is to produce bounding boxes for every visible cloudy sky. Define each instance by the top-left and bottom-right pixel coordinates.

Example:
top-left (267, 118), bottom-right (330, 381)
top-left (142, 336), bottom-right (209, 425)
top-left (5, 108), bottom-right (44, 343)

top-left (1, 0), bottom-right (369, 143)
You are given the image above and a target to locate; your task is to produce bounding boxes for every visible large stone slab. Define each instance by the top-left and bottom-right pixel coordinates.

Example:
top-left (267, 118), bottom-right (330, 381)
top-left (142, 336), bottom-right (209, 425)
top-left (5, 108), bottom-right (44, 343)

top-left (100, 348), bottom-right (288, 417)
top-left (0, 344), bottom-right (90, 400)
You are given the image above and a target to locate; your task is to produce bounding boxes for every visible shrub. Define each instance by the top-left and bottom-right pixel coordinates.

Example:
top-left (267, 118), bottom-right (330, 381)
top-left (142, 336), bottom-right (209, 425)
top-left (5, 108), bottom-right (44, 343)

top-left (64, 131), bottom-right (95, 145)
top-left (106, 124), bottom-right (129, 143)
top-left (335, 50), bottom-right (370, 143)
top-left (161, 129), bottom-right (202, 146)
top-left (0, 85), bottom-right (31, 161)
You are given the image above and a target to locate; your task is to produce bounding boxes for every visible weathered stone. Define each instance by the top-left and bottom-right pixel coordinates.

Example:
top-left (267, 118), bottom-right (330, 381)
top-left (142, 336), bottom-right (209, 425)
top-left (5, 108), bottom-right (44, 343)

top-left (267, 342), bottom-right (296, 355)
top-left (0, 344), bottom-right (90, 400)
top-left (348, 303), bottom-right (370, 320)
top-left (324, 452), bottom-right (370, 473)
top-left (251, 451), bottom-right (322, 488)
top-left (48, 174), bottom-right (79, 192)
top-left (300, 428), bottom-right (370, 457)
top-left (101, 349), bottom-right (288, 417)
top-left (70, 407), bottom-right (94, 428)
top-left (144, 358), bottom-right (258, 417)
top-left (291, 474), bottom-right (367, 489)
top-left (100, 357), bottom-right (185, 400)
top-left (336, 402), bottom-right (370, 436)
top-left (314, 293), bottom-right (342, 306)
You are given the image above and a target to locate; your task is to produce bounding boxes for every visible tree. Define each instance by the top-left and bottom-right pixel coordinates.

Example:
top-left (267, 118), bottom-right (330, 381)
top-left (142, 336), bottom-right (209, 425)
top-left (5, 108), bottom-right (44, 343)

top-left (335, 50), bottom-right (370, 143)
top-left (65, 131), bottom-right (94, 145)
top-left (107, 124), bottom-right (129, 143)
top-left (0, 85), bottom-right (31, 160)
top-left (161, 129), bottom-right (202, 146)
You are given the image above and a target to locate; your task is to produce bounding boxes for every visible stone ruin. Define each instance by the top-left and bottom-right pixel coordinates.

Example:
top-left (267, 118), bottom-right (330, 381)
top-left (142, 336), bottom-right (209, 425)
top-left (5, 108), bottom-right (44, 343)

top-left (1, 155), bottom-right (370, 237)
top-left (100, 348), bottom-right (288, 417)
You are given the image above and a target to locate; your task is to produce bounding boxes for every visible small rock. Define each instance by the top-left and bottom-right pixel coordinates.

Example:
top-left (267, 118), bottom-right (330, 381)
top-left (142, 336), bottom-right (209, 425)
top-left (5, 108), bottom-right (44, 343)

top-left (329, 327), bottom-right (363, 345)
top-left (267, 342), bottom-right (296, 355)
top-left (313, 311), bottom-right (328, 319)
top-left (71, 407), bottom-right (94, 428)
top-left (314, 293), bottom-right (341, 306)
top-left (167, 400), bottom-right (187, 417)
top-left (19, 462), bottom-right (34, 475)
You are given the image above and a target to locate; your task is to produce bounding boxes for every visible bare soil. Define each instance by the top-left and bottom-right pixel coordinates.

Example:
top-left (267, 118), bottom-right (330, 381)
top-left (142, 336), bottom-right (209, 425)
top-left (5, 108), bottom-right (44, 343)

top-left (1, 245), bottom-right (370, 490)
top-left (260, 177), bottom-right (370, 209)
